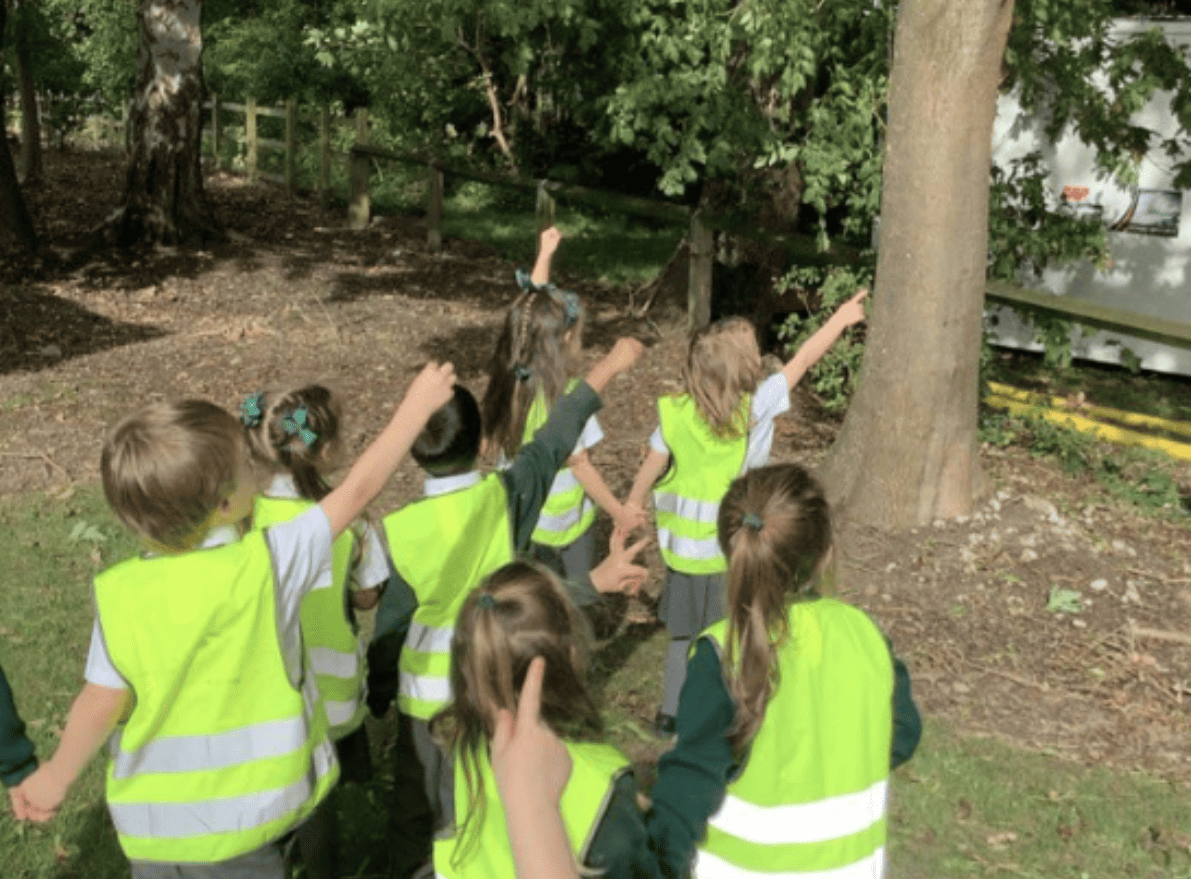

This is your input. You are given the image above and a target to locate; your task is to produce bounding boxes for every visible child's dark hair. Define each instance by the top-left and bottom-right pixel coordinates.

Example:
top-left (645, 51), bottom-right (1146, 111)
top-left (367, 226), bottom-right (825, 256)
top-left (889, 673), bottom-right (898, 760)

top-left (434, 561), bottom-right (601, 865)
top-left (481, 287), bottom-right (585, 460)
top-left (716, 464), bottom-right (833, 750)
top-left (412, 384), bottom-right (483, 476)
top-left (241, 384), bottom-right (342, 501)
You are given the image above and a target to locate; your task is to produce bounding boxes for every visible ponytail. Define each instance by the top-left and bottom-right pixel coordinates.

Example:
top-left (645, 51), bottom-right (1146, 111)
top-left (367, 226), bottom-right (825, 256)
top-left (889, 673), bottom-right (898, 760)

top-left (717, 465), bottom-right (832, 751)
top-left (241, 384), bottom-right (341, 501)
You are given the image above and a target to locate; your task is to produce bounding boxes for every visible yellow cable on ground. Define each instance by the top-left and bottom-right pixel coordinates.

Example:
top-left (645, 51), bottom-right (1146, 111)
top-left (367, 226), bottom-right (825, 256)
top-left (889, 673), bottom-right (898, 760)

top-left (987, 381), bottom-right (1191, 440)
top-left (984, 391), bottom-right (1191, 462)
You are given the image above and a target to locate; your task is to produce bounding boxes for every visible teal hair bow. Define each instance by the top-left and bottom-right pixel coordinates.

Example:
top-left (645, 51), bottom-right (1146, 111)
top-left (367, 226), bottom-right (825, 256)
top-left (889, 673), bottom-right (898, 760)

top-left (280, 407), bottom-right (318, 446)
top-left (240, 392), bottom-right (264, 428)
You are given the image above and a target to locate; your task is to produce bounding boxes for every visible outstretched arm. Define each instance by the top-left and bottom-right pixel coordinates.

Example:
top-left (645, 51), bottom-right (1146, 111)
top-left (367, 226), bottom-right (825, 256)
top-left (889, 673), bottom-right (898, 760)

top-left (782, 288), bottom-right (868, 389)
top-left (568, 451), bottom-right (640, 533)
top-left (530, 226), bottom-right (563, 287)
top-left (320, 362), bottom-right (455, 540)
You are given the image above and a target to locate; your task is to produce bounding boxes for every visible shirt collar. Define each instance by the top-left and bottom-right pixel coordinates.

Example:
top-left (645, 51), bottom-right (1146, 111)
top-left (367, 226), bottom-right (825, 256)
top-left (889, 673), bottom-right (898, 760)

top-left (202, 525), bottom-right (241, 548)
top-left (423, 470), bottom-right (482, 497)
top-left (267, 473), bottom-right (301, 499)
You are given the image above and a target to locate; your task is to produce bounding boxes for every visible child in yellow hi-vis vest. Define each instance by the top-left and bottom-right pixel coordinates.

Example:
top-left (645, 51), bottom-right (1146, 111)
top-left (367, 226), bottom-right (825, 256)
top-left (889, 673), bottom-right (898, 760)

top-left (11, 363), bottom-right (456, 879)
top-left (481, 226), bottom-right (640, 583)
top-left (626, 290), bottom-right (868, 736)
top-left (430, 547), bottom-right (649, 879)
top-left (240, 383), bottom-right (392, 879)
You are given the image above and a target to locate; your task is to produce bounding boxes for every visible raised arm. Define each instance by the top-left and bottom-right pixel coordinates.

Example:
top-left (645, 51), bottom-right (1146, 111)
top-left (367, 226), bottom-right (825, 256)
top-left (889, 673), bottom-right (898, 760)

top-left (320, 362), bottom-right (455, 539)
top-left (530, 226), bottom-right (563, 287)
top-left (782, 288), bottom-right (868, 389)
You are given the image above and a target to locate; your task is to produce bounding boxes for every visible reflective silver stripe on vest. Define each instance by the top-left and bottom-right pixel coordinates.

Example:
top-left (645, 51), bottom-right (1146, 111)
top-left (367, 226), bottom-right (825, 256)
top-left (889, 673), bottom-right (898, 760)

top-left (108, 768), bottom-right (326, 839)
top-left (654, 491), bottom-right (721, 525)
top-left (693, 845), bottom-right (885, 879)
top-left (408, 621), bottom-right (454, 654)
top-left (550, 469), bottom-right (581, 496)
top-left (109, 717), bottom-right (309, 780)
top-left (399, 670), bottom-right (452, 703)
top-left (536, 503), bottom-right (585, 534)
top-left (709, 779), bottom-right (887, 845)
top-left (657, 527), bottom-right (723, 561)
top-left (324, 698), bottom-right (361, 728)
top-left (308, 646), bottom-right (360, 680)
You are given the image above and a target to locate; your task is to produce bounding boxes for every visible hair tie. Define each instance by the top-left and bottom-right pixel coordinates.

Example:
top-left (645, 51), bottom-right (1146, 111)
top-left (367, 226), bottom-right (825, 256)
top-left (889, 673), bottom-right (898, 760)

top-left (477, 593), bottom-right (497, 611)
top-left (742, 512), bottom-right (764, 531)
top-left (557, 291), bottom-right (581, 327)
top-left (280, 407), bottom-right (318, 446)
top-left (240, 392), bottom-right (264, 428)
top-left (513, 364), bottom-right (533, 382)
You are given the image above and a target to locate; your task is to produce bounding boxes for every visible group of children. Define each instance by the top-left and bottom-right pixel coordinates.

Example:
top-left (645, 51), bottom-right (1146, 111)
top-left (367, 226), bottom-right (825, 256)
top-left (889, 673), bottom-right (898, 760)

top-left (1, 226), bottom-right (920, 879)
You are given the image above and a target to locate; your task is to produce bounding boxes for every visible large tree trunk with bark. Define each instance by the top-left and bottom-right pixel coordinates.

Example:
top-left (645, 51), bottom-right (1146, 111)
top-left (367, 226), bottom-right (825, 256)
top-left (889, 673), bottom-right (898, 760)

top-left (821, 0), bottom-right (1014, 530)
top-left (111, 0), bottom-right (219, 246)
top-left (0, 0), bottom-right (37, 253)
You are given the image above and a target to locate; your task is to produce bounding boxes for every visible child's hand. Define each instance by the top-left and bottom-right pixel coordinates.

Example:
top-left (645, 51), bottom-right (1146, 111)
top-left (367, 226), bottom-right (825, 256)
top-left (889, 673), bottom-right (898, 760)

top-left (615, 500), bottom-right (649, 534)
top-left (492, 657), bottom-right (571, 807)
top-left (835, 287), bottom-right (869, 328)
top-left (590, 527), bottom-right (651, 595)
top-left (585, 338), bottom-right (644, 394)
top-left (12, 766), bottom-right (66, 823)
top-left (405, 361), bottom-right (456, 417)
top-left (538, 225), bottom-right (563, 260)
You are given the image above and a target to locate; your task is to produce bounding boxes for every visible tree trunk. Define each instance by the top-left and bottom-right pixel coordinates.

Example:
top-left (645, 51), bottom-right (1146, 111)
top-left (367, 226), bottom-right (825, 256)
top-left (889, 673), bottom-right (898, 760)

top-left (15, 26), bottom-right (42, 185)
top-left (0, 0), bottom-right (37, 253)
top-left (111, 0), bottom-right (219, 246)
top-left (821, 0), bottom-right (1014, 530)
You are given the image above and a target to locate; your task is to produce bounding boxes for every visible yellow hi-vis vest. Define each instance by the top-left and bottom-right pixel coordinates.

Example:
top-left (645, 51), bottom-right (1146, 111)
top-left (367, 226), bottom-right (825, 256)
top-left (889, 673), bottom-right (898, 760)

top-left (521, 379), bottom-right (597, 547)
top-left (94, 532), bottom-right (338, 864)
top-left (653, 393), bottom-right (750, 575)
top-left (695, 599), bottom-right (893, 879)
top-left (252, 495), bottom-right (367, 740)
top-left (383, 474), bottom-right (513, 719)
top-left (434, 740), bottom-right (630, 878)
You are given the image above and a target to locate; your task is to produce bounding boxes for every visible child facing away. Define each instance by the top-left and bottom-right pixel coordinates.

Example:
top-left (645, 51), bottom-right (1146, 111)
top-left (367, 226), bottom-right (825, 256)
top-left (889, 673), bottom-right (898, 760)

top-left (429, 547), bottom-right (650, 879)
top-left (632, 464), bottom-right (921, 878)
top-left (10, 363), bottom-right (456, 879)
top-left (366, 336), bottom-right (643, 879)
top-left (240, 383), bottom-right (393, 879)
top-left (626, 289), bottom-right (868, 735)
top-left (481, 226), bottom-right (639, 582)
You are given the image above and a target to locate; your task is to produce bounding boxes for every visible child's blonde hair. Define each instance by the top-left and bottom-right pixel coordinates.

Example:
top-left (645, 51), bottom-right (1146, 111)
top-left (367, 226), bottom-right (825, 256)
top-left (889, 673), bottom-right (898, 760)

top-left (241, 384), bottom-right (342, 500)
top-left (434, 561), bottom-right (601, 864)
top-left (682, 317), bottom-right (765, 439)
top-left (101, 400), bottom-right (243, 550)
top-left (481, 287), bottom-right (586, 460)
top-left (716, 464), bottom-right (833, 751)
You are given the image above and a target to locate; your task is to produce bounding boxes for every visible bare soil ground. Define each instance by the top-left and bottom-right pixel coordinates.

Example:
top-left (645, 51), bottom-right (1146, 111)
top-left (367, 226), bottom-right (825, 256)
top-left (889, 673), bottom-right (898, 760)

top-left (3, 150), bottom-right (1190, 783)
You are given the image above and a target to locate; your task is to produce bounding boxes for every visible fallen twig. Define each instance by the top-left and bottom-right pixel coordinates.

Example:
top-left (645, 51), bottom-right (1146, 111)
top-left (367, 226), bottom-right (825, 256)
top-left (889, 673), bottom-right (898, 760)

top-left (1128, 623), bottom-right (1191, 647)
top-left (1, 451), bottom-right (70, 481)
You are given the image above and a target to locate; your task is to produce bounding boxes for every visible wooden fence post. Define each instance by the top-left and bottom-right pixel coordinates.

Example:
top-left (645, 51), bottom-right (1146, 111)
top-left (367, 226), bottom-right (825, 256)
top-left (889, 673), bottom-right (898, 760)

top-left (210, 93), bottom-right (222, 170)
top-left (284, 100), bottom-right (297, 195)
top-left (246, 98), bottom-right (258, 182)
top-left (427, 160), bottom-right (444, 253)
top-left (348, 109), bottom-right (370, 230)
top-left (318, 104), bottom-right (331, 211)
top-left (688, 210), bottom-right (713, 332)
top-left (536, 180), bottom-right (555, 230)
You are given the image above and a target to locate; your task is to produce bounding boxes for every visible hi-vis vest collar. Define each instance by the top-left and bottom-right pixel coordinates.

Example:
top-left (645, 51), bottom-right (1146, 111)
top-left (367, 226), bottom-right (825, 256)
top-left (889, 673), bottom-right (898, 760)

top-left (694, 599), bottom-right (893, 879)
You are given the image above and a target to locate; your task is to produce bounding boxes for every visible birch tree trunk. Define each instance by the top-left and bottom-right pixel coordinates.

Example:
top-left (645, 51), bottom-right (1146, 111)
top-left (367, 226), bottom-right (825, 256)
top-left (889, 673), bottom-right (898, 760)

top-left (110, 0), bottom-right (219, 245)
top-left (821, 0), bottom-right (1015, 529)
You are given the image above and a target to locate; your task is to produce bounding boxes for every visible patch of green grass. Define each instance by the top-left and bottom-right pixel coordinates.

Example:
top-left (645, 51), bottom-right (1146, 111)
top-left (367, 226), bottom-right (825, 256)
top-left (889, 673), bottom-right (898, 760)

top-left (890, 718), bottom-right (1191, 878)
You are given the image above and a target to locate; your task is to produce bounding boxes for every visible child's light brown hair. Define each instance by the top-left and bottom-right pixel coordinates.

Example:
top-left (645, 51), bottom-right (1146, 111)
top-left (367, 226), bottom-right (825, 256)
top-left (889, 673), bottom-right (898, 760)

top-left (241, 384), bottom-right (342, 500)
top-left (682, 317), bottom-right (765, 439)
top-left (716, 463), bottom-right (833, 751)
top-left (101, 400), bottom-right (243, 551)
top-left (433, 561), bottom-right (601, 865)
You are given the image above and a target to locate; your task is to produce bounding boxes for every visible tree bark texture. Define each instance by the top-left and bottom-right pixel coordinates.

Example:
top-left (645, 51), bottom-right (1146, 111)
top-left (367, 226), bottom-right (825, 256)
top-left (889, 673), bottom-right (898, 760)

top-left (113, 0), bottom-right (218, 246)
top-left (0, 0), bottom-right (37, 253)
top-left (15, 30), bottom-right (42, 185)
top-left (821, 0), bottom-right (1015, 530)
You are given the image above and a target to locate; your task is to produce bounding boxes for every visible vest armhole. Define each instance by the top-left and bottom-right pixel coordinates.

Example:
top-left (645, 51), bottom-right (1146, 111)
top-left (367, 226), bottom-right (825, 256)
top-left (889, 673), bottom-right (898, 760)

top-left (578, 766), bottom-right (635, 869)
